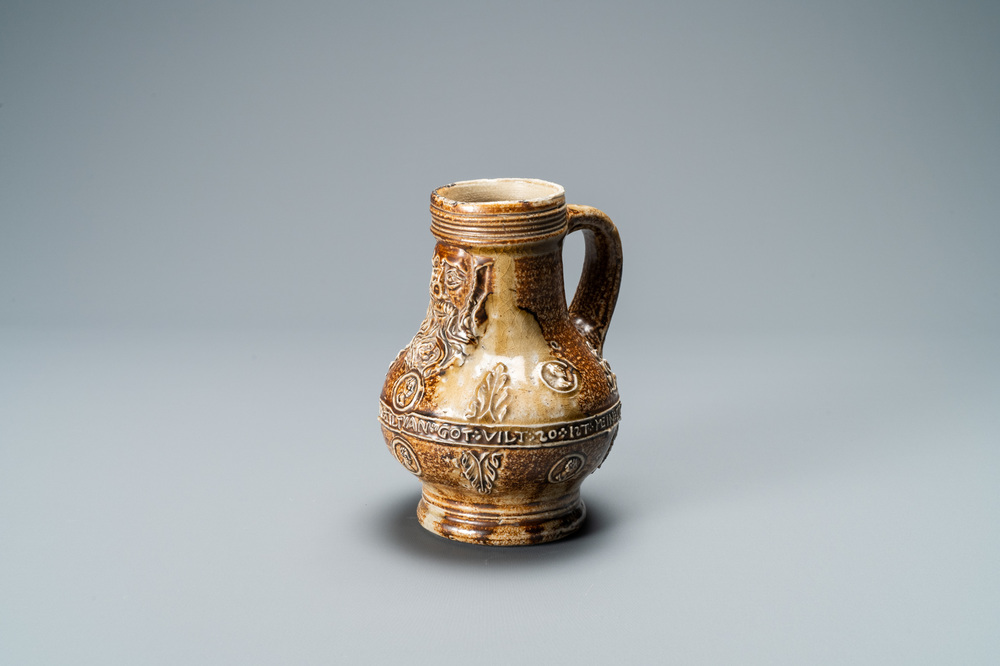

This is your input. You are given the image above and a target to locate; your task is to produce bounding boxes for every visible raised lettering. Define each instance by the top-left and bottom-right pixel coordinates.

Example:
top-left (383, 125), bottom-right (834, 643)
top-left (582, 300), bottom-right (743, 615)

top-left (378, 399), bottom-right (621, 449)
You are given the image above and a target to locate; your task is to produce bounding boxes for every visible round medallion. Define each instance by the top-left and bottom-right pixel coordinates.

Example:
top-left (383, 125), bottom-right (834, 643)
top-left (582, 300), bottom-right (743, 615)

top-left (391, 370), bottom-right (424, 412)
top-left (548, 453), bottom-right (588, 483)
top-left (392, 437), bottom-right (422, 475)
top-left (539, 359), bottom-right (579, 394)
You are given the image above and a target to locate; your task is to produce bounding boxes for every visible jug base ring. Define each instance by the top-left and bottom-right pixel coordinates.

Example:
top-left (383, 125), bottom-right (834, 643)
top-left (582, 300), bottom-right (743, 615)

top-left (416, 490), bottom-right (586, 546)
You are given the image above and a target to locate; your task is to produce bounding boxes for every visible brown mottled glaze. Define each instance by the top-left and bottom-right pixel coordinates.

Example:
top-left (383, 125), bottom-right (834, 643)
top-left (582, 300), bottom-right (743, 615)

top-left (379, 178), bottom-right (622, 546)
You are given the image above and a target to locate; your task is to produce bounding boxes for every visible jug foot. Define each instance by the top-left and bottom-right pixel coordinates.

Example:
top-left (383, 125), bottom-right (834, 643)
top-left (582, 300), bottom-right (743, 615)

top-left (416, 490), bottom-right (586, 546)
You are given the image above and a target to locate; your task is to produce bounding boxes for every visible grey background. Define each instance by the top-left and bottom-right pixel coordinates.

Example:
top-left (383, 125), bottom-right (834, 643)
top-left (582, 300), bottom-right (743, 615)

top-left (2, 1), bottom-right (998, 663)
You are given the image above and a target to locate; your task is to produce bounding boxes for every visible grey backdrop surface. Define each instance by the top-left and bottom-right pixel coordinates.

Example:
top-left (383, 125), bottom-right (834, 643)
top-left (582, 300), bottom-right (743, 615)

top-left (2, 1), bottom-right (998, 664)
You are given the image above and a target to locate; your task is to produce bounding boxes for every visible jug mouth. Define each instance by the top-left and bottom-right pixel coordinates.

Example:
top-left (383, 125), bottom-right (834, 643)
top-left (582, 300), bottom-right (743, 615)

top-left (431, 178), bottom-right (568, 245)
top-left (433, 178), bottom-right (565, 208)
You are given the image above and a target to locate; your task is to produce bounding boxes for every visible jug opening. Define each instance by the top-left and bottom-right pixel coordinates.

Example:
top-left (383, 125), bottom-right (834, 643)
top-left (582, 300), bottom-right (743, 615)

top-left (434, 178), bottom-right (564, 206)
top-left (430, 179), bottom-right (568, 245)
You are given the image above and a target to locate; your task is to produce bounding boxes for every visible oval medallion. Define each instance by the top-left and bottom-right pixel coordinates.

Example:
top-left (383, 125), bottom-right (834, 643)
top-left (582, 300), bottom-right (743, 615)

top-left (392, 437), bottom-right (422, 475)
top-left (391, 370), bottom-right (424, 412)
top-left (548, 453), bottom-right (587, 483)
top-left (539, 359), bottom-right (579, 394)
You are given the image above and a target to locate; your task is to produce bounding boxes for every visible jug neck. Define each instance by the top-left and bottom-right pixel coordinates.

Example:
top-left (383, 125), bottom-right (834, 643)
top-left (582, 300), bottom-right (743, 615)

top-left (429, 239), bottom-right (568, 325)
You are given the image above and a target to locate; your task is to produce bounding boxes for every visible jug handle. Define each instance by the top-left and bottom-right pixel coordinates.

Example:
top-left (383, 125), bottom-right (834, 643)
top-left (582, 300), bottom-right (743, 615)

top-left (566, 204), bottom-right (623, 354)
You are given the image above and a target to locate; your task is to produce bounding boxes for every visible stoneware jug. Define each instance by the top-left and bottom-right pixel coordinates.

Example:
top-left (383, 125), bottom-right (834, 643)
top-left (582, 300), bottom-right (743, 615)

top-left (378, 178), bottom-right (622, 545)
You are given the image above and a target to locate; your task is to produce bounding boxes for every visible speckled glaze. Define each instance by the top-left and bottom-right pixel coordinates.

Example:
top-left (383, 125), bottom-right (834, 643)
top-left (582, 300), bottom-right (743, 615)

top-left (379, 178), bottom-right (622, 546)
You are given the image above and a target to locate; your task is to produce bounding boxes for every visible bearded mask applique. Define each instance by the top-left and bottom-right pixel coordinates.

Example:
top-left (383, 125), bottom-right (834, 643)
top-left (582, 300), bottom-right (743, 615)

top-left (405, 248), bottom-right (491, 377)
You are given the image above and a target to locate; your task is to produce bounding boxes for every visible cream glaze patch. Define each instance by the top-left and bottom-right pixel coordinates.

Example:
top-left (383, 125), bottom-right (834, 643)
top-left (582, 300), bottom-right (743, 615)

top-left (433, 252), bottom-right (586, 423)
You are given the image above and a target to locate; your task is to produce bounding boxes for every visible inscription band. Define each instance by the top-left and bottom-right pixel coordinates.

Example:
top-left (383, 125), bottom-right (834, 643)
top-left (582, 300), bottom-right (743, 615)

top-left (379, 400), bottom-right (621, 449)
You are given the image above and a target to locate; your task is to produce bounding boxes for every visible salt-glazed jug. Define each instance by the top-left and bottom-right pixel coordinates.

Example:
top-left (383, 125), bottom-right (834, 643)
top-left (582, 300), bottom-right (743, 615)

top-left (378, 178), bottom-right (622, 545)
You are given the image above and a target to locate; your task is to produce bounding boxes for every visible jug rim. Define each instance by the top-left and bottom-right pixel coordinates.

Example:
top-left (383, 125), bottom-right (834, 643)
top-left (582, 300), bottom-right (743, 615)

top-left (430, 178), bottom-right (568, 245)
top-left (432, 178), bottom-right (565, 209)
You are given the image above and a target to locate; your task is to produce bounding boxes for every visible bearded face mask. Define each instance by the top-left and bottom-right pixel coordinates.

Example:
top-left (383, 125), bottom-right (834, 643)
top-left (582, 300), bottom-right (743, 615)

top-left (405, 246), bottom-right (491, 377)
